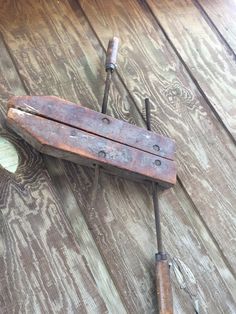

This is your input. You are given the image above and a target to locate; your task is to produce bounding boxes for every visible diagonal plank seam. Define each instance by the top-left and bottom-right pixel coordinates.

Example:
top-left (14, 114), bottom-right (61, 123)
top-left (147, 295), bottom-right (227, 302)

top-left (76, 0), bottom-right (236, 265)
top-left (143, 0), bottom-right (236, 146)
top-left (0, 32), bottom-right (31, 96)
top-left (193, 0), bottom-right (236, 60)
top-left (177, 177), bottom-right (236, 280)
top-left (72, 0), bottom-right (148, 126)
top-left (43, 157), bottom-right (128, 313)
top-left (0, 32), bottom-right (128, 313)
top-left (75, 0), bottom-right (236, 286)
top-left (60, 162), bottom-right (131, 312)
top-left (1, 11), bottom-right (160, 311)
top-left (76, 0), bottom-right (236, 277)
top-left (1, 1), bottom-right (236, 311)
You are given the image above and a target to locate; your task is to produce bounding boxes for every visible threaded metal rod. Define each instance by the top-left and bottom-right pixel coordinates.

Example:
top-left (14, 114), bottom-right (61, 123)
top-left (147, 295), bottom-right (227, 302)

top-left (152, 182), bottom-right (163, 253)
top-left (102, 70), bottom-right (112, 114)
top-left (145, 98), bottom-right (163, 254)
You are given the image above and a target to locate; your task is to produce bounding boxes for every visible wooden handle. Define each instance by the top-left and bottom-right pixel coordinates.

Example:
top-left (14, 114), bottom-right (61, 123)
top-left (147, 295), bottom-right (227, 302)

top-left (156, 254), bottom-right (173, 314)
top-left (105, 37), bottom-right (119, 71)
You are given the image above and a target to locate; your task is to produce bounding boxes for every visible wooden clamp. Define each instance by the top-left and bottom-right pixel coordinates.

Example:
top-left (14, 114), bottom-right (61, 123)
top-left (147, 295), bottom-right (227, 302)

top-left (7, 95), bottom-right (176, 188)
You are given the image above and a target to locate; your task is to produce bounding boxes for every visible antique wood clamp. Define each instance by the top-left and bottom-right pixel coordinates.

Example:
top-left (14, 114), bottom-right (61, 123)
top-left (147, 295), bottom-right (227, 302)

top-left (7, 38), bottom-right (176, 313)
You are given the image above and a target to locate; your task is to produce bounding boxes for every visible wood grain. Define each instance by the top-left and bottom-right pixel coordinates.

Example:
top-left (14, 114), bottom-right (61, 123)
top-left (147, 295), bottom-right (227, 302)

top-left (41, 157), bottom-right (127, 314)
top-left (79, 0), bottom-right (236, 273)
top-left (65, 163), bottom-right (236, 314)
top-left (197, 0), bottom-right (236, 53)
top-left (8, 95), bottom-right (176, 160)
top-left (0, 28), bottom-right (124, 314)
top-left (155, 257), bottom-right (173, 314)
top-left (146, 0), bottom-right (236, 141)
top-left (0, 103), bottom-right (108, 312)
top-left (0, 0), bottom-right (236, 313)
top-left (7, 107), bottom-right (176, 188)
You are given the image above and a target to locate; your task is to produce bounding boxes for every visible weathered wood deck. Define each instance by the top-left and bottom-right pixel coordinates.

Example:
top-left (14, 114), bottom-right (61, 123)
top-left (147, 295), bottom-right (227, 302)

top-left (0, 0), bottom-right (235, 313)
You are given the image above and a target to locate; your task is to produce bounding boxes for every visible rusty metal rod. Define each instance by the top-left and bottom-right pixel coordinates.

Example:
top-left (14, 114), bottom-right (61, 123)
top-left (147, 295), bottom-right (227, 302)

top-left (92, 37), bottom-right (119, 201)
top-left (145, 98), bottom-right (173, 314)
top-left (152, 181), bottom-right (163, 254)
top-left (102, 70), bottom-right (112, 114)
top-left (145, 98), bottom-right (163, 253)
top-left (102, 37), bottom-right (119, 114)
top-left (145, 98), bottom-right (152, 131)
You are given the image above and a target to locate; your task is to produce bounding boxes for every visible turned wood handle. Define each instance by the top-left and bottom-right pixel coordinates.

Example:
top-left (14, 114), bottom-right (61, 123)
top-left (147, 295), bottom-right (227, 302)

top-left (156, 254), bottom-right (173, 314)
top-left (105, 37), bottom-right (119, 71)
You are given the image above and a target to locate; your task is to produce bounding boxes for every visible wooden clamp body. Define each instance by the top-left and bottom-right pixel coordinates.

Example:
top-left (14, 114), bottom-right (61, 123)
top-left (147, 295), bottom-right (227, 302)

top-left (7, 96), bottom-right (176, 188)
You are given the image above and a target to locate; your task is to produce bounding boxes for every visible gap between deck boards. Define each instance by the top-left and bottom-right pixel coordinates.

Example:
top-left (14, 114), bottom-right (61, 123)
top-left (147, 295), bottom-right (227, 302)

top-left (0, 0), bottom-right (236, 313)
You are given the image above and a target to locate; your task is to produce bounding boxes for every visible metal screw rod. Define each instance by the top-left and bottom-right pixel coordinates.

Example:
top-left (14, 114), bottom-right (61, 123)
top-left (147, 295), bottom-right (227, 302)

top-left (145, 98), bottom-right (163, 254)
top-left (145, 98), bottom-right (152, 131)
top-left (102, 70), bottom-right (112, 114)
top-left (152, 181), bottom-right (163, 253)
top-left (92, 38), bottom-right (119, 201)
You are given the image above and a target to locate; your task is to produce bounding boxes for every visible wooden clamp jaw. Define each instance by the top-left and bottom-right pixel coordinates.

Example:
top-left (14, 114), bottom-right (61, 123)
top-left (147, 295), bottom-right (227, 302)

top-left (7, 96), bottom-right (176, 188)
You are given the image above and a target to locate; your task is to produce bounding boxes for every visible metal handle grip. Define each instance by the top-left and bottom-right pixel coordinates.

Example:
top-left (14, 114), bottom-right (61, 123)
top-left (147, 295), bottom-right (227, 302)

top-left (156, 254), bottom-right (173, 314)
top-left (105, 37), bottom-right (119, 71)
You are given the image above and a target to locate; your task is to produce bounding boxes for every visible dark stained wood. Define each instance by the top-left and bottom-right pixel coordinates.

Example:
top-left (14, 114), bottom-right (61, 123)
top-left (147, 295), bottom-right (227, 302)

top-left (0, 0), bottom-right (236, 313)
top-left (8, 95), bottom-right (176, 160)
top-left (146, 0), bottom-right (236, 141)
top-left (105, 37), bottom-right (119, 70)
top-left (156, 257), bottom-right (173, 314)
top-left (7, 107), bottom-right (176, 187)
top-left (197, 0), bottom-right (236, 53)
top-left (80, 0), bottom-right (236, 279)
